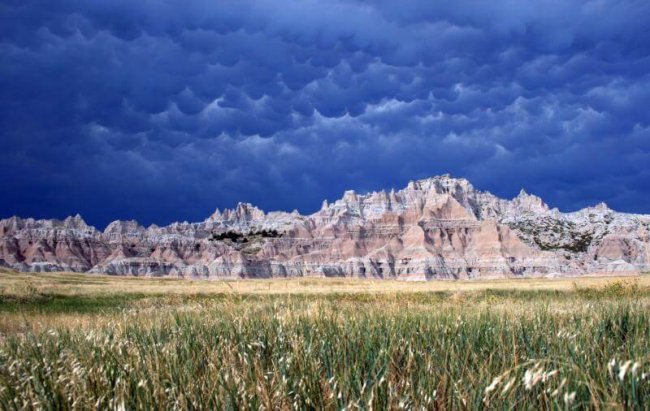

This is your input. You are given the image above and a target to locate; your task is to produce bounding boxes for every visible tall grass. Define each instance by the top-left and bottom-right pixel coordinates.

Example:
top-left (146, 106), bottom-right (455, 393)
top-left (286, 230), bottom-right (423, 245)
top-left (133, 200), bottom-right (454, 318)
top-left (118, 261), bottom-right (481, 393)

top-left (0, 290), bottom-right (649, 409)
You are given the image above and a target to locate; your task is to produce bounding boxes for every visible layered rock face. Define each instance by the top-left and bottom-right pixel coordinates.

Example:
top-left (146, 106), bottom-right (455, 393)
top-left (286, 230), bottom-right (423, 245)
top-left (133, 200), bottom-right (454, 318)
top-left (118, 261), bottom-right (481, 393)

top-left (1, 175), bottom-right (649, 279)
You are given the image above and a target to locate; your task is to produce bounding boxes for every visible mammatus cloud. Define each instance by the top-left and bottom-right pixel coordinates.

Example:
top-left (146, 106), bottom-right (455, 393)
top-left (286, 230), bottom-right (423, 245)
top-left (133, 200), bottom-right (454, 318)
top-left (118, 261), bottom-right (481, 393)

top-left (1, 0), bottom-right (649, 227)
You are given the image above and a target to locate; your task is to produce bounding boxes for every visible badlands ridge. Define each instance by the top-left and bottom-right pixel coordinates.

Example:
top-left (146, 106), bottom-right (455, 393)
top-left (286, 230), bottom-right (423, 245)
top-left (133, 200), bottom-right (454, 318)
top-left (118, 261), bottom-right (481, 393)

top-left (1, 175), bottom-right (649, 279)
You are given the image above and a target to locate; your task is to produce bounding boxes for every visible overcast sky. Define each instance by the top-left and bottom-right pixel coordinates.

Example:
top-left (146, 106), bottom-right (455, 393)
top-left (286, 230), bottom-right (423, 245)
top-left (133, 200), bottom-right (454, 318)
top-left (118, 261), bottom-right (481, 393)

top-left (1, 0), bottom-right (649, 228)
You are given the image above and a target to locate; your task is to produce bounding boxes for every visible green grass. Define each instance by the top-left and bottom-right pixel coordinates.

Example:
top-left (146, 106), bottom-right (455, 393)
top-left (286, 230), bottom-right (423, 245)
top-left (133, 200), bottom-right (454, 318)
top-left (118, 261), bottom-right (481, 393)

top-left (0, 276), bottom-right (649, 409)
top-left (0, 293), bottom-right (144, 314)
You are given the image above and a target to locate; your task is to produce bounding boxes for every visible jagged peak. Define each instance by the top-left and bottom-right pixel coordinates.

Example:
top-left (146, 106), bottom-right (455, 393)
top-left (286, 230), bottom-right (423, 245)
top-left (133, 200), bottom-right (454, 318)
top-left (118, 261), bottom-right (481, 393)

top-left (236, 202), bottom-right (264, 215)
top-left (515, 188), bottom-right (543, 201)
top-left (594, 202), bottom-right (610, 211)
top-left (104, 219), bottom-right (145, 234)
top-left (512, 188), bottom-right (549, 213)
top-left (61, 214), bottom-right (92, 230)
top-left (578, 202), bottom-right (612, 215)
top-left (212, 202), bottom-right (267, 223)
top-left (343, 190), bottom-right (358, 201)
top-left (209, 208), bottom-right (222, 220)
top-left (407, 174), bottom-right (474, 193)
top-left (63, 213), bottom-right (87, 225)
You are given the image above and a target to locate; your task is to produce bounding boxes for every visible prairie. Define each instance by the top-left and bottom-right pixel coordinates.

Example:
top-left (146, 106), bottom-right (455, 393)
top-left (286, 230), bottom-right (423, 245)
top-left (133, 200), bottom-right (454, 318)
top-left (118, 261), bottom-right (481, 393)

top-left (0, 270), bottom-right (649, 409)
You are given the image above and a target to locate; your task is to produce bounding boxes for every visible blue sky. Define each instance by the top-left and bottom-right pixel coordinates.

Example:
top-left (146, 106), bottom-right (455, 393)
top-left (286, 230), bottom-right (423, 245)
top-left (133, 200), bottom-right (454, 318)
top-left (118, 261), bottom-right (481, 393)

top-left (1, 0), bottom-right (649, 228)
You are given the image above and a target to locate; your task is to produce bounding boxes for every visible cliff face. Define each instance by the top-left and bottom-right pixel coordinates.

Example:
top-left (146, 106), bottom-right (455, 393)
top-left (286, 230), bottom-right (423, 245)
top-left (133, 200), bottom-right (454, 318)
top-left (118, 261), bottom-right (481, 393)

top-left (1, 175), bottom-right (649, 279)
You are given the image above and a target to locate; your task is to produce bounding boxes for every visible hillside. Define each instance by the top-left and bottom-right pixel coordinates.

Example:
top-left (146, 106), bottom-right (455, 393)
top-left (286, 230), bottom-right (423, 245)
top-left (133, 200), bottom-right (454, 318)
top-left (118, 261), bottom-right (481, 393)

top-left (1, 175), bottom-right (649, 278)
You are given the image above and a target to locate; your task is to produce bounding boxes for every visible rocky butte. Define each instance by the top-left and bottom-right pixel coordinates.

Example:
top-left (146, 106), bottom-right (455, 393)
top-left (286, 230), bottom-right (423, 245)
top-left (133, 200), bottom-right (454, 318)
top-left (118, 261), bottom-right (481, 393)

top-left (1, 175), bottom-right (649, 279)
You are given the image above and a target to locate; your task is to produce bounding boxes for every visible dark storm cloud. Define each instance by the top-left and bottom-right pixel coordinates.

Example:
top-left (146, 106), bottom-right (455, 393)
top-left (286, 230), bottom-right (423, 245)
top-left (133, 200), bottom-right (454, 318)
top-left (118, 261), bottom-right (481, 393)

top-left (1, 0), bottom-right (649, 227)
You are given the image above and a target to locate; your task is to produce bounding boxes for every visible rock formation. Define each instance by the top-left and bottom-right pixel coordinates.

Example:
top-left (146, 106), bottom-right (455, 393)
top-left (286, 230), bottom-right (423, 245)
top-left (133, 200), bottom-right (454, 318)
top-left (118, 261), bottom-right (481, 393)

top-left (1, 175), bottom-right (648, 279)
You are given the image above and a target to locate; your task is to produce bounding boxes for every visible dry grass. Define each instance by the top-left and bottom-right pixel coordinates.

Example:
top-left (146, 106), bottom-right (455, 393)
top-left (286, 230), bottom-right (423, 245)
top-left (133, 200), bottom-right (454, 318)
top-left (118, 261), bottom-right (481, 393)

top-left (1, 270), bottom-right (647, 298)
top-left (1, 270), bottom-right (650, 409)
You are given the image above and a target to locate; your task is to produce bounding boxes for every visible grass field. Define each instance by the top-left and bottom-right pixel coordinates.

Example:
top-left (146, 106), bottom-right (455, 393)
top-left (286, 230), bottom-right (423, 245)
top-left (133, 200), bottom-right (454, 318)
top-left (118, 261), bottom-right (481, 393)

top-left (1, 270), bottom-right (649, 409)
